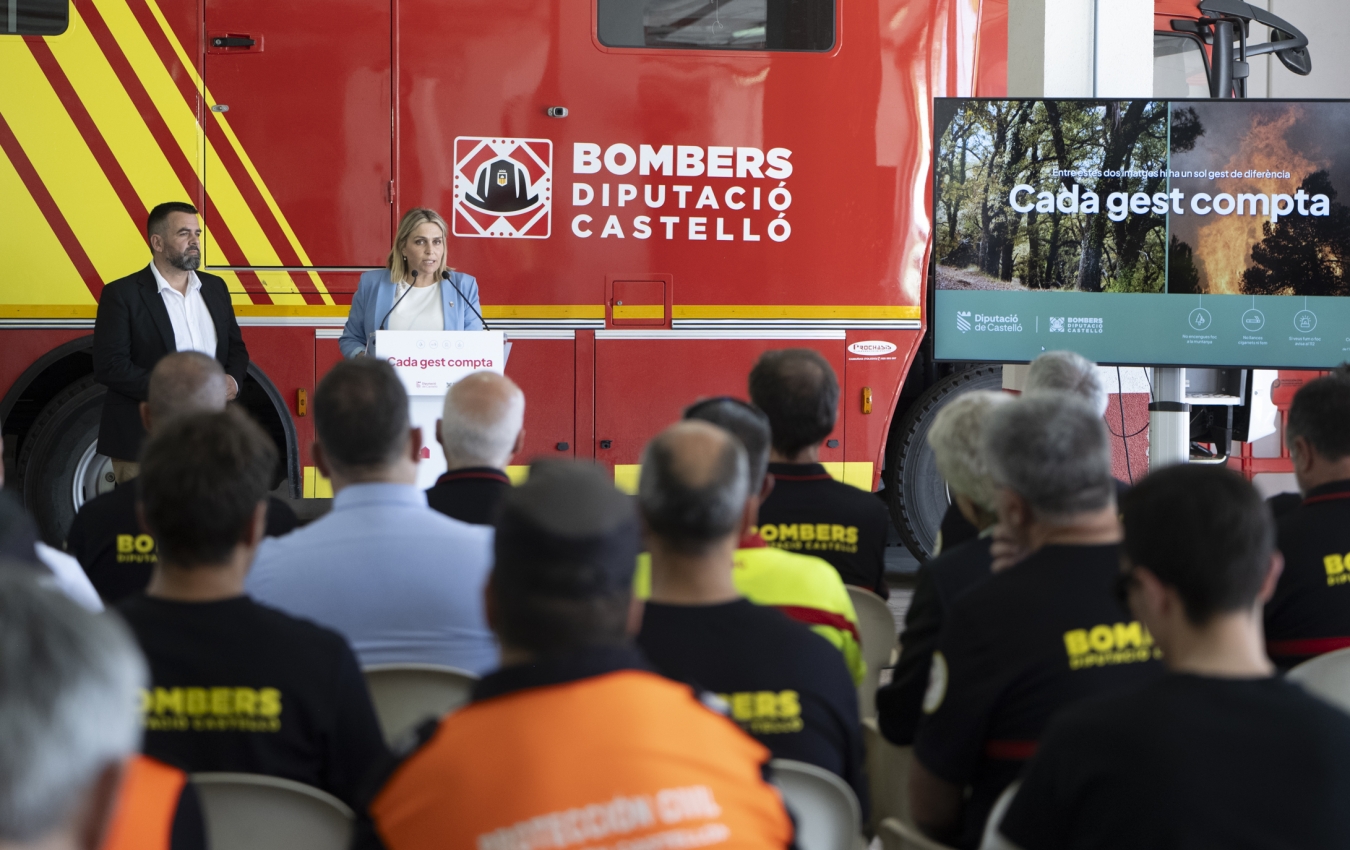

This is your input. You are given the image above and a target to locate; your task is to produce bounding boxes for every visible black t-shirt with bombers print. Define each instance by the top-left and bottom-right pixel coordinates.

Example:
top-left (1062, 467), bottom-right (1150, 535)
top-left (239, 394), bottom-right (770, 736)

top-left (913, 544), bottom-right (1162, 850)
top-left (755, 462), bottom-right (891, 598)
top-left (117, 594), bottom-right (388, 809)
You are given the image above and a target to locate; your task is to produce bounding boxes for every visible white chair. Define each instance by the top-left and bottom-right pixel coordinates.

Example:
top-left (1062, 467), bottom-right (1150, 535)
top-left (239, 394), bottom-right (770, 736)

top-left (848, 586), bottom-right (899, 720)
top-left (877, 817), bottom-right (958, 850)
top-left (978, 782), bottom-right (1023, 850)
top-left (1288, 647), bottom-right (1350, 714)
top-left (770, 759), bottom-right (864, 850)
top-left (363, 663), bottom-right (478, 746)
top-left (862, 718), bottom-right (914, 832)
top-left (192, 773), bottom-right (353, 850)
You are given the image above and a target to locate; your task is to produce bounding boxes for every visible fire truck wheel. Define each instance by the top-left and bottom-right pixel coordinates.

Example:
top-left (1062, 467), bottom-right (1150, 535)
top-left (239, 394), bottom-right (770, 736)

top-left (884, 364), bottom-right (1003, 562)
top-left (16, 376), bottom-right (110, 547)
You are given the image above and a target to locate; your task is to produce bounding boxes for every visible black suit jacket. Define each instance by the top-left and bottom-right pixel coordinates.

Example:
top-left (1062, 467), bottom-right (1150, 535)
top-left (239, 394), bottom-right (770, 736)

top-left (93, 265), bottom-right (249, 459)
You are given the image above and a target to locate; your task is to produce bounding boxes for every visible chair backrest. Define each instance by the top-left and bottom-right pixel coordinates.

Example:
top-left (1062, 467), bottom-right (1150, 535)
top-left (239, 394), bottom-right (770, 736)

top-left (848, 585), bottom-right (899, 719)
top-left (363, 663), bottom-right (479, 745)
top-left (978, 782), bottom-right (1021, 850)
top-left (769, 758), bottom-right (863, 850)
top-left (1288, 647), bottom-right (1350, 713)
top-left (862, 718), bottom-right (914, 832)
top-left (192, 773), bottom-right (353, 850)
top-left (877, 817), bottom-right (959, 850)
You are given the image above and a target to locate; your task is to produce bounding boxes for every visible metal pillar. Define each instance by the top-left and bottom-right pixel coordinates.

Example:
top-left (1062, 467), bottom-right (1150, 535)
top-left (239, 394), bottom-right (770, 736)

top-left (1149, 368), bottom-right (1189, 470)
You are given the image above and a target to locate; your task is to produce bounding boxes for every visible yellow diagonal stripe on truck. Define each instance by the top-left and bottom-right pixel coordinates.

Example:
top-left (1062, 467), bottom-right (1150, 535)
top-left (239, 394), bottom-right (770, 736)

top-left (85, 0), bottom-right (263, 302)
top-left (0, 40), bottom-right (144, 284)
top-left (46, 7), bottom-right (188, 227)
top-left (140, 0), bottom-right (333, 303)
top-left (0, 147), bottom-right (90, 305)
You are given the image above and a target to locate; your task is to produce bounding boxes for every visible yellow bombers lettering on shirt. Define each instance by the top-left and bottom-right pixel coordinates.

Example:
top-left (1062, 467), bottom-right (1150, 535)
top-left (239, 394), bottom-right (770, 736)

top-left (115, 534), bottom-right (158, 564)
top-left (1063, 621), bottom-right (1162, 670)
top-left (754, 523), bottom-right (860, 554)
top-left (1322, 553), bottom-right (1350, 587)
top-left (718, 690), bottom-right (803, 735)
top-left (140, 686), bottom-right (282, 732)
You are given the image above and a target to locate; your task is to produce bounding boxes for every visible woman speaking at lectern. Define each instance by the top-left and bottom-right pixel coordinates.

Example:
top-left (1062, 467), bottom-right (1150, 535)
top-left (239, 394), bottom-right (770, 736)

top-left (339, 208), bottom-right (485, 358)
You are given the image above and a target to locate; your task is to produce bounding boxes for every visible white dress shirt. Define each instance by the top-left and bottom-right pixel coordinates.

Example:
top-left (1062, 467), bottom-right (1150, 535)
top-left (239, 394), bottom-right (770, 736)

top-left (149, 263), bottom-right (218, 356)
top-left (387, 281), bottom-right (444, 331)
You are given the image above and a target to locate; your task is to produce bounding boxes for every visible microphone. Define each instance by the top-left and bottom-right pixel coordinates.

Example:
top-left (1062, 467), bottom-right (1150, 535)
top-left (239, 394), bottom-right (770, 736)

top-left (442, 270), bottom-right (491, 331)
top-left (377, 269), bottom-right (418, 333)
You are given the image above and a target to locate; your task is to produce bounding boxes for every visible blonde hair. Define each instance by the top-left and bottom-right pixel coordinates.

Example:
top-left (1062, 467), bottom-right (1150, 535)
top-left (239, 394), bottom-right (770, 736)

top-left (387, 208), bottom-right (450, 284)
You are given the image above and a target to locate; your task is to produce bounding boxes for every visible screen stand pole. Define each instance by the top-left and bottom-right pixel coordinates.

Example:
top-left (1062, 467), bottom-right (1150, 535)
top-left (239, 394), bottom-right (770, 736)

top-left (1148, 367), bottom-right (1190, 470)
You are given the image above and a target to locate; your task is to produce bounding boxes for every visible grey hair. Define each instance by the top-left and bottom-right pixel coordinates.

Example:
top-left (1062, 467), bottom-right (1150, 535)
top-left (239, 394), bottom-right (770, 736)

top-left (440, 372), bottom-right (526, 470)
top-left (148, 351), bottom-right (228, 424)
top-left (0, 571), bottom-right (146, 841)
top-left (982, 392), bottom-right (1115, 523)
top-left (1026, 350), bottom-right (1109, 417)
top-left (927, 390), bottom-right (1012, 513)
top-left (638, 421), bottom-right (750, 555)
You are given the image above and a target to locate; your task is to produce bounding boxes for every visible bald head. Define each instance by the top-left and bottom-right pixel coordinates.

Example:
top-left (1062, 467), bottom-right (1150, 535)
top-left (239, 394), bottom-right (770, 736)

top-left (638, 421), bottom-right (749, 555)
top-left (439, 371), bottom-right (525, 470)
top-left (146, 352), bottom-right (228, 432)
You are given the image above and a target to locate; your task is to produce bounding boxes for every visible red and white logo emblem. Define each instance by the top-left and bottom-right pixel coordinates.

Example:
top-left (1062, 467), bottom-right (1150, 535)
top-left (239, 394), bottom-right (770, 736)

top-left (453, 137), bottom-right (552, 238)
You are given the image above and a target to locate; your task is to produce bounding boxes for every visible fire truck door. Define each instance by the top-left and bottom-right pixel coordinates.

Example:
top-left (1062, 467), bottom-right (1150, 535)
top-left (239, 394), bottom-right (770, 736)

top-left (203, 0), bottom-right (391, 268)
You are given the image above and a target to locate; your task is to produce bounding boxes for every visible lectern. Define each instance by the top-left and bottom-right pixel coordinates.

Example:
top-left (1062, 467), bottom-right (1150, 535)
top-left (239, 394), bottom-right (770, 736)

top-left (373, 330), bottom-right (506, 490)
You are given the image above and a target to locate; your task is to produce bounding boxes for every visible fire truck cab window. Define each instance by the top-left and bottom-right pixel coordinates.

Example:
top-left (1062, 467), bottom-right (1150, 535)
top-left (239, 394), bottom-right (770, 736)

top-left (1153, 34), bottom-right (1209, 97)
top-left (3, 0), bottom-right (66, 34)
top-left (598, 0), bottom-right (834, 52)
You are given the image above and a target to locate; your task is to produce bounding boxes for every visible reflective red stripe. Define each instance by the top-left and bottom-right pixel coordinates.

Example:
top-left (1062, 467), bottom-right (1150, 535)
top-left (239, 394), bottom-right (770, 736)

top-left (776, 605), bottom-right (861, 643)
top-left (1303, 491), bottom-right (1350, 506)
top-left (984, 740), bottom-right (1038, 760)
top-left (1267, 636), bottom-right (1350, 657)
top-left (435, 470), bottom-right (511, 485)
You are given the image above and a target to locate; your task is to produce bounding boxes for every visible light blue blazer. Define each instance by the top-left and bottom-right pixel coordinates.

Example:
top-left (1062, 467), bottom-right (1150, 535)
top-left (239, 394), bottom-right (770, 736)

top-left (339, 268), bottom-right (484, 359)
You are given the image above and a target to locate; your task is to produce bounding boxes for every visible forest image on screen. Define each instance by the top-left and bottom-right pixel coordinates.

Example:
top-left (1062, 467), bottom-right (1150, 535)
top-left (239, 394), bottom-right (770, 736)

top-left (932, 98), bottom-right (1350, 369)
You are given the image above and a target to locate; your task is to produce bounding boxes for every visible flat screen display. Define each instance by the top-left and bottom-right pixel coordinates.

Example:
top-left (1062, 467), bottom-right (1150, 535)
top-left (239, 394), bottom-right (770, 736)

top-left (932, 98), bottom-right (1350, 368)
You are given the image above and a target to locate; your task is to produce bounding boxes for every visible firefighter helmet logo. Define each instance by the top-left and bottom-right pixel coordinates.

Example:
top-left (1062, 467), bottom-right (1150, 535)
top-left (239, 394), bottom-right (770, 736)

top-left (453, 137), bottom-right (552, 238)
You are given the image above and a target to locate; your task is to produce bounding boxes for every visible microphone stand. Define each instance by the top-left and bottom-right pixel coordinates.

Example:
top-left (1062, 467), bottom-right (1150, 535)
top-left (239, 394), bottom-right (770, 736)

top-left (441, 270), bottom-right (491, 331)
top-left (368, 270), bottom-right (419, 356)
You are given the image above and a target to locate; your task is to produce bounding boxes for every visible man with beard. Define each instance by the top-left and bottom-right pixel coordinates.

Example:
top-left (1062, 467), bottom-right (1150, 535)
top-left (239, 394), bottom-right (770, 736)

top-left (94, 202), bottom-right (249, 482)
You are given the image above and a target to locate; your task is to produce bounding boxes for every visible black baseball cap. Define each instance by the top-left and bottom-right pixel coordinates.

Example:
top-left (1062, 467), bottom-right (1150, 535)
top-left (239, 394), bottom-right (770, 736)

top-left (492, 460), bottom-right (639, 600)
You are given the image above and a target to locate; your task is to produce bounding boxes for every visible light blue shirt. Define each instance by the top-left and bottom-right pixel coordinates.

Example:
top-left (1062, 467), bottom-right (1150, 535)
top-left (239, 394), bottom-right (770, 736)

top-left (246, 483), bottom-right (498, 674)
top-left (338, 268), bottom-right (484, 359)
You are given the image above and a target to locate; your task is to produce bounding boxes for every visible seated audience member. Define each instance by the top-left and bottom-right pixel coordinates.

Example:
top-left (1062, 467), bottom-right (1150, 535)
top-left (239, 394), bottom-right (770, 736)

top-left (632, 397), bottom-right (865, 684)
top-left (425, 370), bottom-right (524, 525)
top-left (118, 410), bottom-right (387, 809)
top-left (361, 461), bottom-right (794, 850)
top-left (247, 359), bottom-right (497, 673)
top-left (635, 422), bottom-right (867, 808)
top-left (877, 390), bottom-right (1009, 744)
top-left (938, 351), bottom-right (1118, 555)
top-left (0, 571), bottom-right (204, 850)
top-left (749, 349), bottom-right (890, 597)
top-left (66, 352), bottom-right (298, 605)
top-left (998, 465), bottom-right (1350, 850)
top-left (1264, 366), bottom-right (1350, 668)
top-left (910, 394), bottom-right (1160, 849)
top-left (0, 437), bottom-right (101, 611)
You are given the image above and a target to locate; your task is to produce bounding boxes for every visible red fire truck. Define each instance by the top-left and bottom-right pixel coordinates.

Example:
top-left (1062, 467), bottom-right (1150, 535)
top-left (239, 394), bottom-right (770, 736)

top-left (0, 0), bottom-right (1310, 557)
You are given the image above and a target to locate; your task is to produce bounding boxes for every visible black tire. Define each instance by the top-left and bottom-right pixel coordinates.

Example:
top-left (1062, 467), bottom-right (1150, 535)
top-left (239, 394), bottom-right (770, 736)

top-left (16, 376), bottom-right (110, 547)
top-left (885, 365), bottom-right (1003, 562)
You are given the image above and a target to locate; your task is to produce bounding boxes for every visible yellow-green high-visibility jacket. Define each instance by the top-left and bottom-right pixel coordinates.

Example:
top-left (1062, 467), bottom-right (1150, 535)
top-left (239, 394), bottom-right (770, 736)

top-left (635, 536), bottom-right (865, 685)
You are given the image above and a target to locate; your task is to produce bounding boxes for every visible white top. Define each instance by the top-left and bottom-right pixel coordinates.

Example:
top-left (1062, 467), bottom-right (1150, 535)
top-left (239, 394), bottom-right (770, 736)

top-left (149, 263), bottom-right (217, 355)
top-left (387, 281), bottom-right (444, 331)
top-left (35, 543), bottom-right (103, 611)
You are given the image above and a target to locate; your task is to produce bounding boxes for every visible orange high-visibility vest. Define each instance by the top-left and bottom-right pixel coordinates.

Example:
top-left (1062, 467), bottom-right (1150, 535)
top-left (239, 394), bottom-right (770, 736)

top-left (372, 669), bottom-right (794, 850)
top-left (101, 755), bottom-right (185, 850)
